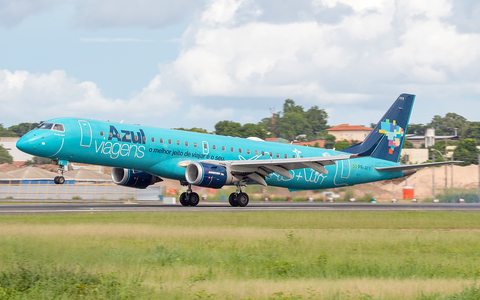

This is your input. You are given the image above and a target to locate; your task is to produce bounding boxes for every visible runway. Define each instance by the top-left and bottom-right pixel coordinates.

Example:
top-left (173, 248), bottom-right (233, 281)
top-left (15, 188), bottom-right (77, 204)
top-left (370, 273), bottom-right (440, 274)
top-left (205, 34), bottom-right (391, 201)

top-left (1, 201), bottom-right (480, 214)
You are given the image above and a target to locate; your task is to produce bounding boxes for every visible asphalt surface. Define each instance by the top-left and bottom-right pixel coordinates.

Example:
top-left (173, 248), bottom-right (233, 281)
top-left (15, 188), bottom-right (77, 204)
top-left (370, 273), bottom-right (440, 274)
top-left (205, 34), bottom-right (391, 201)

top-left (1, 201), bottom-right (480, 214)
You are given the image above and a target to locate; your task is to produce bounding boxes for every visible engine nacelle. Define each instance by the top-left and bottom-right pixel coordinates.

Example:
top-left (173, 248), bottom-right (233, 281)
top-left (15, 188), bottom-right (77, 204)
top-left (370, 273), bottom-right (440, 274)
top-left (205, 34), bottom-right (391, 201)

top-left (185, 162), bottom-right (234, 188)
top-left (111, 168), bottom-right (162, 189)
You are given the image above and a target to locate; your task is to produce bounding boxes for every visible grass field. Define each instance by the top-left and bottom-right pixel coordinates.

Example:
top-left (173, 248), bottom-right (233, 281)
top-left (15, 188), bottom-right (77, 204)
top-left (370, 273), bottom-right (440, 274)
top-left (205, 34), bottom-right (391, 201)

top-left (0, 212), bottom-right (480, 299)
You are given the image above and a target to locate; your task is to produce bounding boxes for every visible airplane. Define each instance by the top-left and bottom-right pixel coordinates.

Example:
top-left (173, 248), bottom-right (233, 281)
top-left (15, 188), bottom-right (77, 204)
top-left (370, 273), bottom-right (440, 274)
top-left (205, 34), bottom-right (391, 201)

top-left (16, 94), bottom-right (459, 207)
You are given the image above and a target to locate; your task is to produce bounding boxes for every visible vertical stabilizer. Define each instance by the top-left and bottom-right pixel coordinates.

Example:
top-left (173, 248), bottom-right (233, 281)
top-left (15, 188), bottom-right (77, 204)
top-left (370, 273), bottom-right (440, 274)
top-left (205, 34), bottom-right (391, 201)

top-left (342, 94), bottom-right (415, 163)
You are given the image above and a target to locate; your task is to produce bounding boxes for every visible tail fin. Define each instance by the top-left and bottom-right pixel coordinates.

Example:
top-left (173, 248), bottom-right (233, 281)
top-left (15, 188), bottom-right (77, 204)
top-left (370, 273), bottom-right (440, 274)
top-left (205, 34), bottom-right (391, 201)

top-left (343, 93), bottom-right (415, 162)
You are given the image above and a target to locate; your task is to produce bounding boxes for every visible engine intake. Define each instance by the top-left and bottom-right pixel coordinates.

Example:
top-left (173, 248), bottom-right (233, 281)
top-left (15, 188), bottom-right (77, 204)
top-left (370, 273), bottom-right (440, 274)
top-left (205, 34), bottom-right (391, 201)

top-left (111, 168), bottom-right (162, 189)
top-left (185, 162), bottom-right (233, 188)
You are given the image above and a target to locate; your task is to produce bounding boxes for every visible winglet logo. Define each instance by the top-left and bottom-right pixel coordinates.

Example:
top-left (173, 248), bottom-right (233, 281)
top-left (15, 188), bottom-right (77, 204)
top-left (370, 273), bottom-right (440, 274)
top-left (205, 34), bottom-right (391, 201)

top-left (379, 119), bottom-right (404, 154)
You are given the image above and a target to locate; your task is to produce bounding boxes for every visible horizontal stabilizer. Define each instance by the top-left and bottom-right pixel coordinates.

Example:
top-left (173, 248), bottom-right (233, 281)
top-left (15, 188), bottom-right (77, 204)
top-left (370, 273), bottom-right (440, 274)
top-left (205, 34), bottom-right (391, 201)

top-left (376, 161), bottom-right (462, 172)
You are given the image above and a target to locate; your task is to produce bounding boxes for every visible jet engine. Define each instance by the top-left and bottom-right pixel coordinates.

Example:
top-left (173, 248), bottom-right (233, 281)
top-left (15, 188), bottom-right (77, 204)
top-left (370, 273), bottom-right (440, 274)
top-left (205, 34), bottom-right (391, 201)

top-left (111, 168), bottom-right (162, 189)
top-left (185, 162), bottom-right (234, 188)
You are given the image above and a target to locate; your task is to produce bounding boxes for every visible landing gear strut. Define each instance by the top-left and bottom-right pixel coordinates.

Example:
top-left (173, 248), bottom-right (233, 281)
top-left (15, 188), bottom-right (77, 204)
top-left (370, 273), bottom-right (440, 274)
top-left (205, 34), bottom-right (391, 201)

top-left (54, 165), bottom-right (65, 185)
top-left (179, 184), bottom-right (200, 207)
top-left (228, 185), bottom-right (249, 207)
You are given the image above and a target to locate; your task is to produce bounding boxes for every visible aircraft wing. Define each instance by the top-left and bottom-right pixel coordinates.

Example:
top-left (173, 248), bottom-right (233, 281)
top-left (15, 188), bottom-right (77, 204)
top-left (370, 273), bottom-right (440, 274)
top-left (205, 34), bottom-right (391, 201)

top-left (375, 161), bottom-right (462, 172)
top-left (210, 154), bottom-right (357, 186)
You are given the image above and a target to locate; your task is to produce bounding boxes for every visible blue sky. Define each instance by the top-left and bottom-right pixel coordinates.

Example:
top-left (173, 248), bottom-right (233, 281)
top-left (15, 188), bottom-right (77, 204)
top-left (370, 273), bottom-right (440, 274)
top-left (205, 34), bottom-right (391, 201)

top-left (1, 0), bottom-right (480, 131)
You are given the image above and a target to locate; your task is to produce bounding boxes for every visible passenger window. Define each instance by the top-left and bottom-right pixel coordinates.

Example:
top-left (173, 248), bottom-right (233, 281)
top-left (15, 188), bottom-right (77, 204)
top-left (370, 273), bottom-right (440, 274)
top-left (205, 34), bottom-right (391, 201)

top-left (100, 131), bottom-right (104, 136)
top-left (194, 142), bottom-right (198, 147)
top-left (269, 152), bottom-right (273, 157)
top-left (53, 124), bottom-right (64, 132)
top-left (239, 148), bottom-right (242, 153)
top-left (117, 133), bottom-right (121, 139)
top-left (276, 153), bottom-right (280, 158)
top-left (231, 147), bottom-right (234, 152)
top-left (247, 149), bottom-right (251, 154)
top-left (109, 132), bottom-right (113, 138)
top-left (261, 151), bottom-right (265, 156)
top-left (292, 155), bottom-right (296, 158)
top-left (177, 140), bottom-right (180, 145)
top-left (143, 136), bottom-right (147, 142)
top-left (168, 139), bottom-right (172, 144)
top-left (134, 135), bottom-right (138, 141)
top-left (151, 137), bottom-right (155, 142)
top-left (185, 141), bottom-right (189, 146)
top-left (160, 138), bottom-right (164, 143)
top-left (222, 146), bottom-right (225, 151)
top-left (284, 154), bottom-right (288, 158)
top-left (204, 143), bottom-right (208, 149)
top-left (213, 145), bottom-right (216, 150)
top-left (126, 134), bottom-right (130, 140)
top-left (255, 150), bottom-right (258, 155)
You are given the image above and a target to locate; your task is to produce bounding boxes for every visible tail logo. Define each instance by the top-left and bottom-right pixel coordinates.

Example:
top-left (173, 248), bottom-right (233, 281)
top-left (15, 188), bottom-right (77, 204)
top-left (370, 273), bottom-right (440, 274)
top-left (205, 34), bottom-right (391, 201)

top-left (379, 119), bottom-right (404, 154)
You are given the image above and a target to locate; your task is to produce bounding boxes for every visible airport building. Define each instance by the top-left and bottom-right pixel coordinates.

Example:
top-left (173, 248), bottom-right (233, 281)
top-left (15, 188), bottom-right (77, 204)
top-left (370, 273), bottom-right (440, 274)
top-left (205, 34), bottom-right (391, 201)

top-left (326, 124), bottom-right (372, 141)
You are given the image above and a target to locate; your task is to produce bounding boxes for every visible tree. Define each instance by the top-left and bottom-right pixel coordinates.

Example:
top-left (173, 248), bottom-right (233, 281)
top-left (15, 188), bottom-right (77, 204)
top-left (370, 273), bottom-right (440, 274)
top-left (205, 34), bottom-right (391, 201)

top-left (333, 140), bottom-right (351, 151)
top-left (324, 134), bottom-right (336, 149)
top-left (0, 145), bottom-right (13, 164)
top-left (427, 113), bottom-right (467, 136)
top-left (453, 138), bottom-right (479, 166)
top-left (407, 123), bottom-right (426, 135)
top-left (464, 122), bottom-right (480, 143)
top-left (276, 111), bottom-right (311, 140)
top-left (283, 99), bottom-right (304, 115)
top-left (8, 122), bottom-right (40, 137)
top-left (403, 140), bottom-right (414, 149)
top-left (214, 121), bottom-right (242, 137)
top-left (304, 105), bottom-right (328, 139)
top-left (0, 124), bottom-right (16, 137)
top-left (240, 123), bottom-right (266, 139)
top-left (174, 127), bottom-right (209, 134)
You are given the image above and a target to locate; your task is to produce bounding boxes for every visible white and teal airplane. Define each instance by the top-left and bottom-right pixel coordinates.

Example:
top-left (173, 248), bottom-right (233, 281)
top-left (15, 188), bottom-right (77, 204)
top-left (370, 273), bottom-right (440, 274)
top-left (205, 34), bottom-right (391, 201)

top-left (16, 94), bottom-right (457, 207)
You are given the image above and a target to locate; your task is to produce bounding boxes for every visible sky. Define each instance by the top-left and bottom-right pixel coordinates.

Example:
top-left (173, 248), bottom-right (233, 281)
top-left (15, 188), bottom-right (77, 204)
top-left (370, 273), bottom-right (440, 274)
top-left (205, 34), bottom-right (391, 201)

top-left (1, 0), bottom-right (480, 131)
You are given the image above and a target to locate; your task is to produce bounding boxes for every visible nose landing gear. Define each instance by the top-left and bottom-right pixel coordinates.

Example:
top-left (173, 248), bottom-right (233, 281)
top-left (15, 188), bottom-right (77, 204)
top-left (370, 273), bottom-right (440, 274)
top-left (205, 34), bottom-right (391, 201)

top-left (53, 160), bottom-right (68, 185)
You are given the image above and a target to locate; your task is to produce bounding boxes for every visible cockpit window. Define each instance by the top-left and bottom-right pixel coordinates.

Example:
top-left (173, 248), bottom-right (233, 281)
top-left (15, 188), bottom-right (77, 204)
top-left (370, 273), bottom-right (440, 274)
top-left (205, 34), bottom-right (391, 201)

top-left (38, 123), bottom-right (54, 130)
top-left (37, 123), bottom-right (65, 132)
top-left (53, 124), bottom-right (65, 132)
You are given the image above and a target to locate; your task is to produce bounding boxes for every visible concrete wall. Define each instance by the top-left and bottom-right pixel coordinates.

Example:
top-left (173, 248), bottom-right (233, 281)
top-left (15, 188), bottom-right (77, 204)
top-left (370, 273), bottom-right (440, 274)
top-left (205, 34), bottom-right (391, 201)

top-left (401, 148), bottom-right (428, 164)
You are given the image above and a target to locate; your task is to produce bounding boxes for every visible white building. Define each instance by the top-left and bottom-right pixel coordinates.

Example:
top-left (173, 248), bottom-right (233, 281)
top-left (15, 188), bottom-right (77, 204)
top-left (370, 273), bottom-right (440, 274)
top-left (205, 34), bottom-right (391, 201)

top-left (0, 137), bottom-right (33, 164)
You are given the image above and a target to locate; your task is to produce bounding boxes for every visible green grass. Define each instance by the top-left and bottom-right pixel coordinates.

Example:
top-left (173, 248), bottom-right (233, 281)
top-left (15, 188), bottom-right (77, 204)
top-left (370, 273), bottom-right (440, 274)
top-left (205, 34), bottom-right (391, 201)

top-left (1, 212), bottom-right (480, 299)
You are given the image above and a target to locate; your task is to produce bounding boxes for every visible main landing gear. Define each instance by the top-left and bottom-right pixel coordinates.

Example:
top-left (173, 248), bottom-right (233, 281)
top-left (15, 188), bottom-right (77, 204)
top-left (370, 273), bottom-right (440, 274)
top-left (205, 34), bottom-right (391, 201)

top-left (54, 164), bottom-right (65, 185)
top-left (179, 184), bottom-right (200, 207)
top-left (228, 185), bottom-right (249, 207)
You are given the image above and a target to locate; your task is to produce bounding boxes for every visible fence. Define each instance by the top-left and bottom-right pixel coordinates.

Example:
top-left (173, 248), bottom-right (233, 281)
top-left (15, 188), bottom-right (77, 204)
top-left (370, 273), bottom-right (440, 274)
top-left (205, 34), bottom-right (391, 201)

top-left (0, 183), bottom-right (139, 200)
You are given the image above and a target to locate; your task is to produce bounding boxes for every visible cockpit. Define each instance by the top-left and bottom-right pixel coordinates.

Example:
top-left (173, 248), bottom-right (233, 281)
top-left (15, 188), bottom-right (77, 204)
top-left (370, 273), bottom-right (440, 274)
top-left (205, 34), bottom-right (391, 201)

top-left (36, 123), bottom-right (65, 132)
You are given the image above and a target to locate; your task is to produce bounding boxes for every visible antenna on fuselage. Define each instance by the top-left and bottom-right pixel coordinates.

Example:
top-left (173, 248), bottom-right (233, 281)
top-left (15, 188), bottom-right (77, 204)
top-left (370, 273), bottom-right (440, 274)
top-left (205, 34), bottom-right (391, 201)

top-left (120, 120), bottom-right (124, 123)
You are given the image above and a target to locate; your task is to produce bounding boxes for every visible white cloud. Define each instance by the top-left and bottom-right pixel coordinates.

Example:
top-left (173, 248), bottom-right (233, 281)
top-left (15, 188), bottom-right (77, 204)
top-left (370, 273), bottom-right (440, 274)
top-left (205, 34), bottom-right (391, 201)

top-left (0, 69), bottom-right (180, 125)
top-left (0, 0), bottom-right (59, 27)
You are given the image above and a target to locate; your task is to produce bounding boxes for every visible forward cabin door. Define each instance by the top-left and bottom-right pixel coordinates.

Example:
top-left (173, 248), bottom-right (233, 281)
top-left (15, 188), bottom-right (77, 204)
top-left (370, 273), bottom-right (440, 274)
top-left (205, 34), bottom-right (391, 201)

top-left (78, 120), bottom-right (92, 147)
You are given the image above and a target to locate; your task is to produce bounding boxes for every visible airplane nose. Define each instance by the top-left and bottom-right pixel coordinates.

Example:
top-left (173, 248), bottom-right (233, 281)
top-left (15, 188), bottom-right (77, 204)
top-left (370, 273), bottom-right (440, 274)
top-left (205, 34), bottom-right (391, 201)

top-left (16, 136), bottom-right (30, 153)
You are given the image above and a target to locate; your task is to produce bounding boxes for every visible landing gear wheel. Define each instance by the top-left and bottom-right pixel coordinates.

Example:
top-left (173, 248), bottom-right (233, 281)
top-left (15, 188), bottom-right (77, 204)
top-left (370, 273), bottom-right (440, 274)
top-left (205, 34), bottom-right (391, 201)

top-left (188, 192), bottom-right (200, 206)
top-left (54, 176), bottom-right (65, 185)
top-left (179, 192), bottom-right (189, 206)
top-left (236, 192), bottom-right (249, 207)
top-left (228, 193), bottom-right (239, 207)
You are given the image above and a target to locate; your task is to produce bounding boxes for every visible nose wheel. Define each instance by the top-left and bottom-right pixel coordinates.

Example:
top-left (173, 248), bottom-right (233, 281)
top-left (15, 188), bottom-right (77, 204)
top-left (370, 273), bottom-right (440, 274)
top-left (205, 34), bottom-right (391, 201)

top-left (54, 176), bottom-right (65, 185)
top-left (54, 164), bottom-right (66, 185)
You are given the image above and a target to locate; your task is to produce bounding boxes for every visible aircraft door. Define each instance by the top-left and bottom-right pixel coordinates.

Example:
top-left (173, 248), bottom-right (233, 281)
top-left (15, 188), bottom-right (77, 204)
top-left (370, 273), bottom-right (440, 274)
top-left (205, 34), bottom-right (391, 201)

top-left (202, 141), bottom-right (209, 155)
top-left (341, 159), bottom-right (351, 179)
top-left (78, 120), bottom-right (92, 147)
